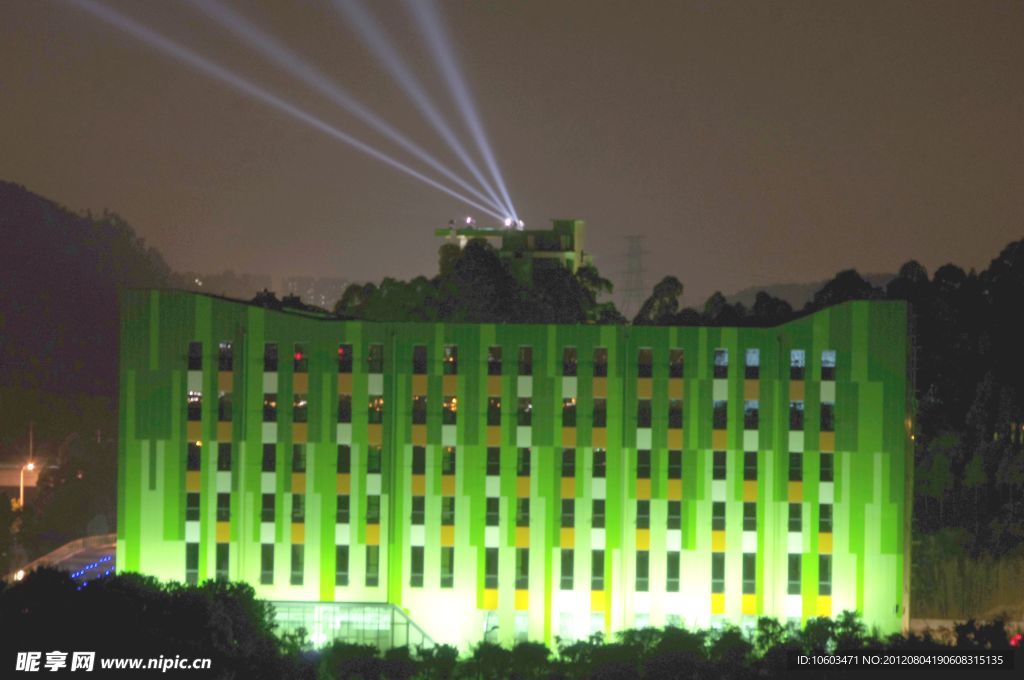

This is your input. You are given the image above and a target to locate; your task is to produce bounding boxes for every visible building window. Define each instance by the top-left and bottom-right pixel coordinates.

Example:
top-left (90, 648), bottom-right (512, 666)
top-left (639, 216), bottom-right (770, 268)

top-left (290, 545), bottom-right (304, 586)
top-left (637, 449), bottom-right (651, 479)
top-left (789, 453), bottom-right (803, 482)
top-left (669, 348), bottom-right (684, 378)
top-left (411, 446), bottom-right (426, 475)
top-left (745, 348), bottom-right (759, 379)
top-left (667, 500), bottom-right (681, 530)
top-left (636, 500), bottom-right (650, 529)
top-left (743, 451), bottom-right (757, 481)
top-left (560, 550), bottom-right (574, 590)
top-left (742, 553), bottom-right (756, 594)
top-left (713, 450), bottom-right (727, 480)
top-left (263, 393), bottom-right (277, 422)
top-left (336, 496), bottom-right (350, 524)
top-left (668, 450), bottom-right (682, 479)
top-left (409, 395), bottom-right (427, 426)
top-left (187, 442), bottom-right (202, 471)
top-left (487, 397), bottom-right (501, 426)
top-left (293, 393), bottom-right (308, 423)
top-left (485, 548), bottom-right (498, 588)
top-left (669, 399), bottom-right (683, 429)
top-left (591, 550), bottom-right (605, 590)
top-left (442, 447), bottom-right (456, 475)
top-left (593, 398), bottom-right (607, 428)
top-left (563, 347), bottom-right (577, 376)
top-left (487, 346), bottom-right (502, 376)
top-left (486, 447), bottom-right (500, 476)
top-left (410, 546), bottom-right (424, 587)
top-left (744, 400), bottom-right (758, 430)
top-left (188, 341), bottom-right (202, 371)
top-left (367, 395), bottom-right (384, 425)
top-left (292, 444), bottom-right (306, 473)
top-left (367, 446), bottom-right (382, 473)
top-left (337, 395), bottom-right (352, 423)
top-left (261, 493), bottom-right (274, 522)
top-left (790, 401), bottom-right (805, 430)
top-left (518, 347), bottom-right (532, 376)
top-left (593, 347), bottom-right (608, 377)
top-left (187, 391), bottom-right (202, 421)
top-left (819, 504), bottom-right (833, 533)
top-left (337, 445), bottom-right (351, 474)
top-left (712, 501), bottom-right (726, 531)
top-left (216, 493), bottom-right (230, 522)
top-left (819, 555), bottom-right (832, 595)
top-left (293, 344), bottom-right (308, 373)
top-left (787, 554), bottom-right (801, 595)
top-left (637, 348), bottom-right (653, 378)
top-left (264, 343), bottom-right (278, 372)
top-left (367, 343), bottom-right (383, 374)
top-left (441, 497), bottom-right (455, 526)
top-left (821, 403), bottom-right (835, 433)
top-left (743, 502), bottom-right (757, 531)
top-left (516, 498), bottom-right (530, 527)
top-left (592, 499), bottom-right (605, 529)
top-left (486, 497), bottom-right (500, 526)
top-left (517, 398), bottom-right (532, 426)
top-left (442, 395), bottom-right (457, 425)
top-left (515, 548), bottom-right (529, 589)
top-left (517, 448), bottom-right (531, 476)
top-left (593, 449), bottom-right (606, 478)
top-left (561, 499), bottom-right (575, 528)
top-left (444, 344), bottom-right (458, 375)
top-left (337, 344), bottom-right (352, 373)
top-left (563, 398), bottom-right (577, 427)
top-left (821, 350), bottom-right (837, 381)
top-left (185, 543), bottom-right (199, 585)
top-left (821, 453), bottom-right (834, 482)
top-left (366, 546), bottom-right (379, 586)
top-left (667, 552), bottom-right (680, 592)
top-left (637, 399), bottom-right (652, 428)
top-left (411, 496), bottom-right (425, 525)
top-left (790, 349), bottom-right (805, 380)
top-left (713, 400), bottom-right (728, 429)
top-left (441, 547), bottom-right (454, 588)
top-left (336, 545), bottom-right (349, 586)
top-left (366, 495), bottom-right (380, 524)
top-left (711, 553), bottom-right (725, 593)
top-left (291, 494), bottom-right (305, 523)
top-left (216, 543), bottom-right (229, 581)
top-left (562, 448), bottom-right (576, 477)
top-left (636, 551), bottom-right (649, 592)
top-left (262, 444), bottom-right (275, 473)
top-left (260, 544), bottom-right (274, 585)
top-left (788, 503), bottom-right (802, 532)
top-left (186, 492), bottom-right (200, 522)
top-left (713, 348), bottom-right (728, 379)
top-left (218, 341), bottom-right (233, 371)
top-left (412, 345), bottom-right (427, 374)
top-left (218, 392), bottom-right (232, 422)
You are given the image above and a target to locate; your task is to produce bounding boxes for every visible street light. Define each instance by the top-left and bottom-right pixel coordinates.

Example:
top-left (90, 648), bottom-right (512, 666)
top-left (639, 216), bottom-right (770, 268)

top-left (19, 461), bottom-right (35, 509)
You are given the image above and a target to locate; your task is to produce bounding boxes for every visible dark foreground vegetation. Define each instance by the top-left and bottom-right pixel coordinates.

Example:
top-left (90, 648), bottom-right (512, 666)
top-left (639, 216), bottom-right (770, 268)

top-left (0, 568), bottom-right (1018, 679)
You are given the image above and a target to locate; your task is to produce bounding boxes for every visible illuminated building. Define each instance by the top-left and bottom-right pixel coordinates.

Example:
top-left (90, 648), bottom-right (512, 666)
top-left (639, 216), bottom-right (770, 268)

top-left (118, 289), bottom-right (911, 648)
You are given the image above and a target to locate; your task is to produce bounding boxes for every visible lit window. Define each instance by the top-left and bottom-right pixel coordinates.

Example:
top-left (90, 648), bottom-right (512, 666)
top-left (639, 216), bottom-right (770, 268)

top-left (443, 345), bottom-right (458, 375)
top-left (593, 347), bottom-right (608, 377)
top-left (263, 393), bottom-right (277, 422)
top-left (745, 348), bottom-right (759, 379)
top-left (218, 341), bottom-right (233, 372)
top-left (821, 350), bottom-right (836, 381)
top-left (487, 346), bottom-right (502, 376)
top-left (367, 344), bottom-right (383, 373)
top-left (563, 397), bottom-right (577, 427)
top-left (187, 391), bottom-right (202, 421)
top-left (487, 397), bottom-right (501, 426)
top-left (442, 395), bottom-right (457, 425)
top-left (744, 400), bottom-right (758, 430)
top-left (292, 393), bottom-right (307, 423)
top-left (669, 348), bottom-right (684, 378)
top-left (337, 343), bottom-right (352, 373)
top-left (713, 348), bottom-right (728, 379)
top-left (790, 349), bottom-right (805, 380)
top-left (293, 343), bottom-right (308, 373)
top-left (562, 347), bottom-right (577, 376)
top-left (637, 348), bottom-right (653, 378)
top-left (593, 398), bottom-right (607, 428)
top-left (188, 342), bottom-right (202, 371)
top-left (635, 551), bottom-right (649, 592)
top-left (517, 398), bottom-right (532, 426)
top-left (368, 395), bottom-right (383, 424)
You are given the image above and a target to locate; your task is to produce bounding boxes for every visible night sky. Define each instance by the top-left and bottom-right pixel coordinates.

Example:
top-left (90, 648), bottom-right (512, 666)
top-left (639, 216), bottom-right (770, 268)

top-left (2, 1), bottom-right (1022, 306)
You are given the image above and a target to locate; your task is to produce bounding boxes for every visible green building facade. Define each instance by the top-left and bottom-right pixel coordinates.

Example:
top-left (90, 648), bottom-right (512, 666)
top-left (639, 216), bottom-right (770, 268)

top-left (118, 290), bottom-right (912, 648)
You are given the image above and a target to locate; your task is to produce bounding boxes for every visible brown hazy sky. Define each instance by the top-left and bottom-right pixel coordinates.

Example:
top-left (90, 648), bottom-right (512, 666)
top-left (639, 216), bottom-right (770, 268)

top-left (2, 0), bottom-right (1022, 306)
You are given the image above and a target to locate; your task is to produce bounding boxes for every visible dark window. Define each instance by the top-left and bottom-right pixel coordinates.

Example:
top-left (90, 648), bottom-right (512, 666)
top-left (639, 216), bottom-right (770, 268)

top-left (667, 500), bottom-right (681, 529)
top-left (412, 446), bottom-right (425, 475)
top-left (263, 393), bottom-right (277, 422)
top-left (789, 453), bottom-right (803, 482)
top-left (821, 403), bottom-right (835, 433)
top-left (593, 398), bottom-right (607, 428)
top-left (637, 450), bottom-right (651, 479)
top-left (563, 398), bottom-right (577, 427)
top-left (337, 395), bottom-right (351, 423)
top-left (412, 345), bottom-right (427, 374)
top-left (563, 347), bottom-right (577, 376)
top-left (667, 552), bottom-right (680, 592)
top-left (216, 493), bottom-right (230, 522)
top-left (517, 448), bottom-right (531, 476)
top-left (411, 496), bottom-right (425, 525)
top-left (261, 494), bottom-right (274, 522)
top-left (293, 343), bottom-right (308, 373)
top-left (293, 393), bottom-right (308, 423)
top-left (516, 498), bottom-right (530, 527)
top-left (485, 548), bottom-right (498, 588)
top-left (593, 449), bottom-right (606, 478)
top-left (562, 448), bottom-right (576, 477)
top-left (367, 344), bottom-right (383, 373)
top-left (187, 391), bottom-right (202, 421)
top-left (745, 348), bottom-right (759, 379)
top-left (367, 446), bottom-right (382, 474)
top-left (560, 550), bottom-right (574, 590)
top-left (262, 444), bottom-right (275, 472)
top-left (187, 443), bottom-right (201, 471)
top-left (591, 550), bottom-right (605, 590)
top-left (819, 555), bottom-right (832, 596)
top-left (261, 544), bottom-right (274, 585)
top-left (366, 495), bottom-right (380, 524)
top-left (637, 399), bottom-right (652, 428)
top-left (410, 546), bottom-right (424, 587)
top-left (593, 348), bottom-right (608, 377)
top-left (218, 392), bottom-right (232, 422)
top-left (517, 398), bottom-right (532, 426)
top-left (366, 546), bottom-right (379, 586)
top-left (336, 496), bottom-right (350, 524)
top-left (592, 499), bottom-right (605, 528)
top-left (820, 453), bottom-right (834, 482)
top-left (561, 499), bottom-right (574, 528)
top-left (186, 492), bottom-right (200, 521)
top-left (713, 400), bottom-right (728, 429)
top-left (788, 554), bottom-right (801, 595)
top-left (264, 343), bottom-right (278, 372)
top-left (291, 494), bottom-right (305, 523)
top-left (743, 502), bottom-right (757, 531)
top-left (185, 543), bottom-right (199, 585)
top-left (637, 500), bottom-right (650, 529)
top-left (337, 344), bottom-right (352, 373)
top-left (788, 503), bottom-right (802, 532)
top-left (368, 395), bottom-right (383, 424)
top-left (713, 451), bottom-right (727, 480)
top-left (337, 445), bottom-right (351, 473)
top-left (790, 349), bottom-right (805, 380)
top-left (292, 444), bottom-right (306, 473)
top-left (218, 341), bottom-right (233, 371)
top-left (669, 348), bottom-right (684, 378)
top-left (819, 504), bottom-right (833, 533)
top-left (486, 447), bottom-right (500, 476)
top-left (188, 341), bottom-right (202, 371)
top-left (518, 347), bottom-right (532, 376)
top-left (441, 547), bottom-right (454, 588)
top-left (441, 497), bottom-right (455, 526)
top-left (744, 400), bottom-right (758, 430)
top-left (669, 400), bottom-right (683, 428)
top-left (821, 350), bottom-right (836, 381)
top-left (712, 501), bottom-right (726, 531)
top-left (711, 553), bottom-right (725, 593)
top-left (713, 348), bottom-right (728, 379)
top-left (336, 545), bottom-right (349, 586)
top-left (742, 553), bottom-right (756, 594)
top-left (290, 545), bottom-right (304, 585)
top-left (790, 401), bottom-right (804, 430)
top-left (636, 551), bottom-right (649, 592)
top-left (487, 397), bottom-right (501, 426)
top-left (744, 451), bottom-right (757, 481)
top-left (412, 396), bottom-right (427, 425)
top-left (486, 497), bottom-right (500, 526)
top-left (442, 447), bottom-right (456, 475)
top-left (515, 548), bottom-right (529, 589)
top-left (487, 346), bottom-right (502, 376)
top-left (443, 345), bottom-right (457, 375)
top-left (442, 395), bottom-right (457, 425)
top-left (637, 348), bottom-right (653, 378)
top-left (668, 450), bottom-right (682, 479)
top-left (216, 543), bottom-right (229, 581)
